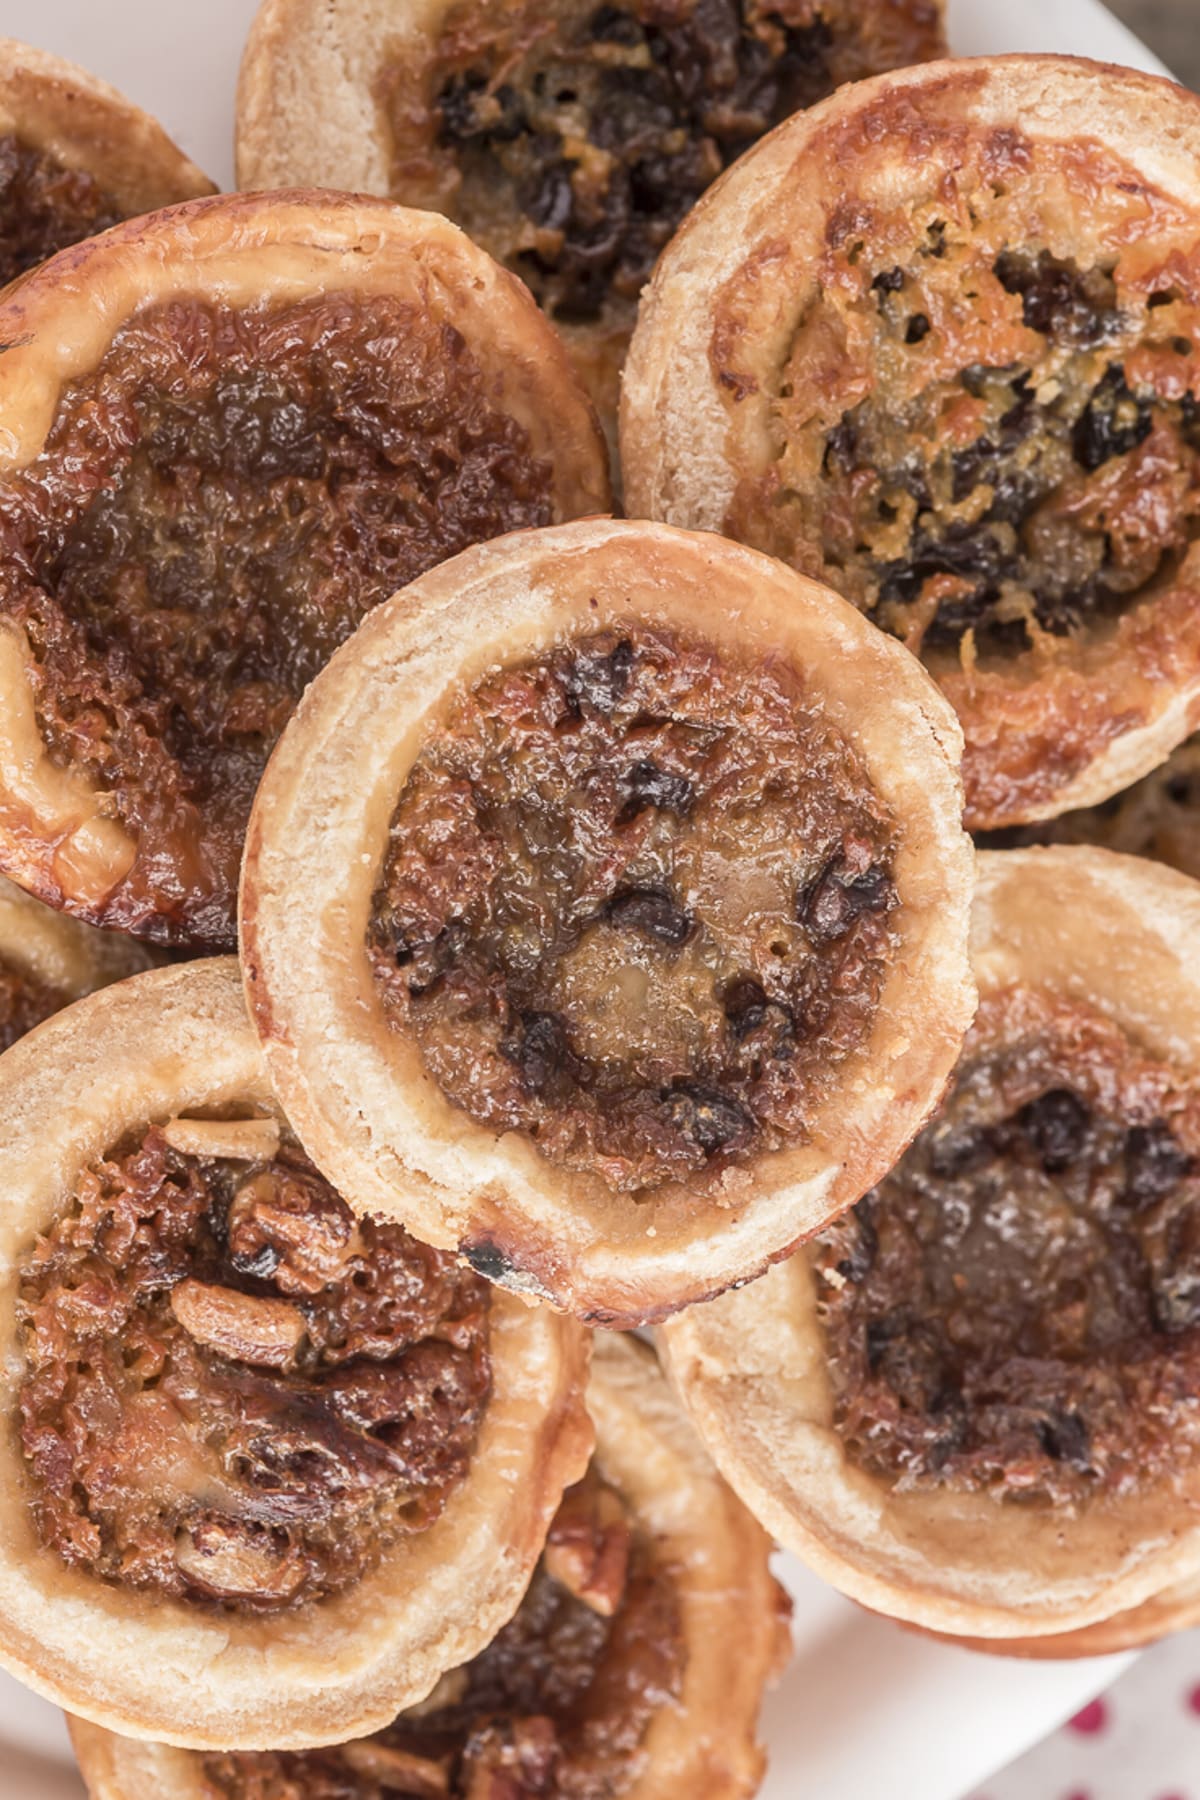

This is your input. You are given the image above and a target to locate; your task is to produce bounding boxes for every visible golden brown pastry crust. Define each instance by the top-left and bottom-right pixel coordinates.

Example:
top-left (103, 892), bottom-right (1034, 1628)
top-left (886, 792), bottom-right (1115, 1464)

top-left (0, 874), bottom-right (152, 1002)
top-left (921, 1571), bottom-right (1200, 1660)
top-left (0, 958), bottom-right (592, 1749)
top-left (660, 847), bottom-right (1200, 1636)
top-left (621, 56), bottom-right (1200, 830)
top-left (235, 0), bottom-right (948, 446)
top-left (0, 188), bottom-right (610, 942)
top-left (239, 516), bottom-right (975, 1327)
top-left (0, 38), bottom-right (214, 225)
top-left (68, 1332), bottom-right (790, 1800)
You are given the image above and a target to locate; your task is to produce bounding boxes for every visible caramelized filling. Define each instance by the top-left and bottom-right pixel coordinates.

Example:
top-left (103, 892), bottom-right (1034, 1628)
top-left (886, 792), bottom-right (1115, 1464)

top-left (203, 1468), bottom-right (684, 1799)
top-left (0, 293), bottom-right (557, 946)
top-left (367, 625), bottom-right (897, 1195)
top-left (980, 731), bottom-right (1200, 881)
top-left (0, 953), bottom-right (68, 1051)
top-left (814, 987), bottom-right (1200, 1505)
top-left (0, 133), bottom-right (123, 289)
top-left (17, 1121), bottom-right (491, 1611)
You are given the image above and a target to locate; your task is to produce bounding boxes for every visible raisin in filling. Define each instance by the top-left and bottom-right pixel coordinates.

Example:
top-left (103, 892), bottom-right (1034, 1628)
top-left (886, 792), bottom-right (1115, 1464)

top-left (814, 987), bottom-right (1200, 1505)
top-left (0, 293), bottom-right (556, 947)
top-left (367, 626), bottom-right (898, 1195)
top-left (0, 954), bottom-right (68, 1052)
top-left (16, 1121), bottom-right (491, 1611)
top-left (979, 731), bottom-right (1200, 883)
top-left (0, 133), bottom-right (124, 289)
top-left (397, 0), bottom-right (942, 331)
top-left (762, 175), bottom-right (1200, 664)
top-left (203, 1469), bottom-right (684, 1800)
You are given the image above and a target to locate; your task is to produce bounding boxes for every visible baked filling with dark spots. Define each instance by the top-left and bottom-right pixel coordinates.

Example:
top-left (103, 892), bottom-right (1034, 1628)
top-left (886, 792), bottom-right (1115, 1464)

top-left (367, 625), bottom-right (898, 1195)
top-left (0, 955), bottom-right (67, 1053)
top-left (740, 149), bottom-right (1200, 672)
top-left (980, 731), bottom-right (1200, 883)
top-left (814, 986), bottom-right (1200, 1506)
top-left (385, 0), bottom-right (944, 331)
top-left (0, 134), bottom-right (124, 289)
top-left (0, 294), bottom-right (556, 947)
top-left (203, 1467), bottom-right (683, 1799)
top-left (16, 1118), bottom-right (491, 1611)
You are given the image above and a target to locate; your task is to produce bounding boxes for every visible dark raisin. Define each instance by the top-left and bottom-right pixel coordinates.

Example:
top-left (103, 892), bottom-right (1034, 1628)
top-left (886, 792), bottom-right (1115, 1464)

top-left (1017, 1088), bottom-right (1092, 1172)
top-left (798, 855), bottom-right (894, 944)
top-left (865, 1314), bottom-right (950, 1414)
top-left (461, 1240), bottom-right (515, 1283)
top-left (836, 1201), bottom-right (878, 1283)
top-left (662, 1082), bottom-right (753, 1156)
top-left (1036, 1409), bottom-right (1091, 1469)
top-left (872, 267), bottom-right (905, 295)
top-left (824, 415), bottom-right (859, 473)
top-left (228, 1242), bottom-right (282, 1281)
top-left (437, 72), bottom-right (489, 143)
top-left (563, 639), bottom-right (634, 714)
top-left (500, 1012), bottom-right (584, 1101)
top-left (605, 887), bottom-right (693, 946)
top-left (588, 3), bottom-right (643, 45)
top-left (927, 1124), bottom-right (992, 1179)
top-left (617, 759), bottom-right (695, 821)
top-left (1073, 365), bottom-right (1153, 472)
top-left (905, 313), bottom-right (931, 344)
top-left (520, 156), bottom-right (575, 233)
top-left (723, 976), bottom-right (769, 1040)
top-left (1124, 1119), bottom-right (1193, 1208)
top-left (994, 249), bottom-right (1119, 346)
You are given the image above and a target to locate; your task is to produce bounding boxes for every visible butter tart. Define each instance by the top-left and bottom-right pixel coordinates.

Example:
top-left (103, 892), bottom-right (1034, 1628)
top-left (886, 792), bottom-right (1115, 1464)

top-left (0, 188), bottom-right (610, 950)
top-left (622, 57), bottom-right (1200, 830)
top-left (0, 874), bottom-right (152, 1049)
top-left (661, 846), bottom-right (1200, 1637)
top-left (930, 1571), bottom-right (1200, 1660)
top-left (69, 1332), bottom-right (790, 1800)
top-left (240, 516), bottom-right (975, 1326)
top-left (235, 0), bottom-right (948, 444)
top-left (0, 38), bottom-right (214, 289)
top-left (0, 957), bottom-right (591, 1747)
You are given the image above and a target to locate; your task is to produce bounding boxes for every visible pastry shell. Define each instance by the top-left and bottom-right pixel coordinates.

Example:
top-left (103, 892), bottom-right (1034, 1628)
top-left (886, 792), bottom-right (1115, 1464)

top-left (0, 187), bottom-right (611, 943)
top-left (68, 1331), bottom-right (791, 1799)
top-left (0, 958), bottom-right (592, 1748)
top-left (660, 846), bottom-right (1200, 1637)
top-left (239, 516), bottom-right (975, 1326)
top-left (621, 55), bottom-right (1200, 830)
top-left (924, 1570), bottom-right (1200, 1660)
top-left (0, 37), bottom-right (213, 234)
top-left (0, 874), bottom-right (153, 1003)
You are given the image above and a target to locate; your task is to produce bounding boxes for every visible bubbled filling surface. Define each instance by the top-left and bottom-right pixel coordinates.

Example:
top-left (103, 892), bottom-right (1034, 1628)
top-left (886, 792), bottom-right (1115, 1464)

top-left (0, 133), bottom-right (124, 288)
top-left (202, 1468), bottom-right (684, 1799)
top-left (0, 293), bottom-right (557, 946)
top-left (814, 987), bottom-right (1200, 1506)
top-left (367, 625), bottom-right (898, 1196)
top-left (16, 1123), bottom-right (491, 1611)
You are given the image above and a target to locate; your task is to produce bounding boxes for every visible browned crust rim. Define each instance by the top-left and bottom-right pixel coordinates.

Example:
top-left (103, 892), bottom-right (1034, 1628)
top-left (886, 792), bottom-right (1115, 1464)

top-left (0, 186), bottom-right (610, 942)
top-left (660, 846), bottom-right (1200, 1636)
top-left (0, 37), bottom-right (214, 217)
top-left (917, 1569), bottom-right (1200, 1659)
top-left (68, 1332), bottom-right (790, 1799)
top-left (238, 515), bottom-right (974, 1327)
top-left (620, 54), bottom-right (1200, 829)
top-left (0, 958), bottom-right (592, 1749)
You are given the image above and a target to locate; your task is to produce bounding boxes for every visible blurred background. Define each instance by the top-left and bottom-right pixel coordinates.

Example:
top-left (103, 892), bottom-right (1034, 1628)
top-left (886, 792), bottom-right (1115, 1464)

top-left (1109, 0), bottom-right (1198, 83)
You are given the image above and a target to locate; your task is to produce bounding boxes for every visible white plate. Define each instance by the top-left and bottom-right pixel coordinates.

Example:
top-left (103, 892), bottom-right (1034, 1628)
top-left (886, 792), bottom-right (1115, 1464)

top-left (0, 2), bottom-right (1173, 1796)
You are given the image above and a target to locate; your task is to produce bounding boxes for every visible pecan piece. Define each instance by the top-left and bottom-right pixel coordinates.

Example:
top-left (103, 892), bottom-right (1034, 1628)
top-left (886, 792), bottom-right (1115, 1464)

top-left (169, 1278), bottom-right (306, 1368)
top-left (160, 1114), bottom-right (282, 1162)
top-left (341, 1741), bottom-right (451, 1794)
top-left (543, 1478), bottom-right (630, 1616)
top-left (174, 1518), bottom-right (306, 1602)
top-left (227, 1166), bottom-right (360, 1293)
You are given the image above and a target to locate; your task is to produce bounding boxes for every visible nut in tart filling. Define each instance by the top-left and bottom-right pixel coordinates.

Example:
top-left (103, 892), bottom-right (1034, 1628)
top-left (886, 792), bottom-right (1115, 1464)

top-left (661, 848), bottom-right (1200, 1636)
top-left (70, 1333), bottom-right (790, 1800)
top-left (0, 38), bottom-right (213, 290)
top-left (0, 960), bottom-right (591, 1748)
top-left (241, 518), bottom-right (974, 1326)
top-left (235, 0), bottom-right (947, 441)
top-left (621, 58), bottom-right (1200, 828)
top-left (0, 189), bottom-right (609, 950)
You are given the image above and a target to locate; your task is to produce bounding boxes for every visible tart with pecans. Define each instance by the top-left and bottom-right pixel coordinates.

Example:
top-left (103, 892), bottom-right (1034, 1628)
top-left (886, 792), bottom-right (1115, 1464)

top-left (69, 1332), bottom-right (790, 1800)
top-left (0, 38), bottom-right (213, 290)
top-left (622, 57), bottom-right (1200, 829)
top-left (0, 959), bottom-right (591, 1748)
top-left (661, 847), bottom-right (1200, 1637)
top-left (235, 0), bottom-right (947, 444)
top-left (0, 188), bottom-right (609, 951)
top-left (0, 874), bottom-right (152, 1051)
top-left (240, 517), bottom-right (974, 1326)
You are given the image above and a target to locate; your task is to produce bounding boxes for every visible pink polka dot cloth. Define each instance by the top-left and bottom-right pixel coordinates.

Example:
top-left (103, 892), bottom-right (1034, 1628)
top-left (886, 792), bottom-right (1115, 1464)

top-left (970, 1632), bottom-right (1200, 1800)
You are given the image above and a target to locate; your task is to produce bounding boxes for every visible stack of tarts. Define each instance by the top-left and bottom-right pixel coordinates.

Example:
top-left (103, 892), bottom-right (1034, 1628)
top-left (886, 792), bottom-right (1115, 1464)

top-left (0, 7), bottom-right (1198, 1799)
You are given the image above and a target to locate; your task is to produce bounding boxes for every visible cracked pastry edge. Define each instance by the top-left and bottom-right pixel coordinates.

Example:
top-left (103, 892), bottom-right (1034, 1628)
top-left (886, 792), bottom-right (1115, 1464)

top-left (67, 1332), bottom-right (792, 1800)
top-left (0, 957), bottom-right (593, 1750)
top-left (238, 515), bottom-right (976, 1328)
top-left (0, 37), bottom-right (214, 222)
top-left (620, 54), bottom-right (1200, 826)
top-left (658, 845), bottom-right (1200, 1637)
